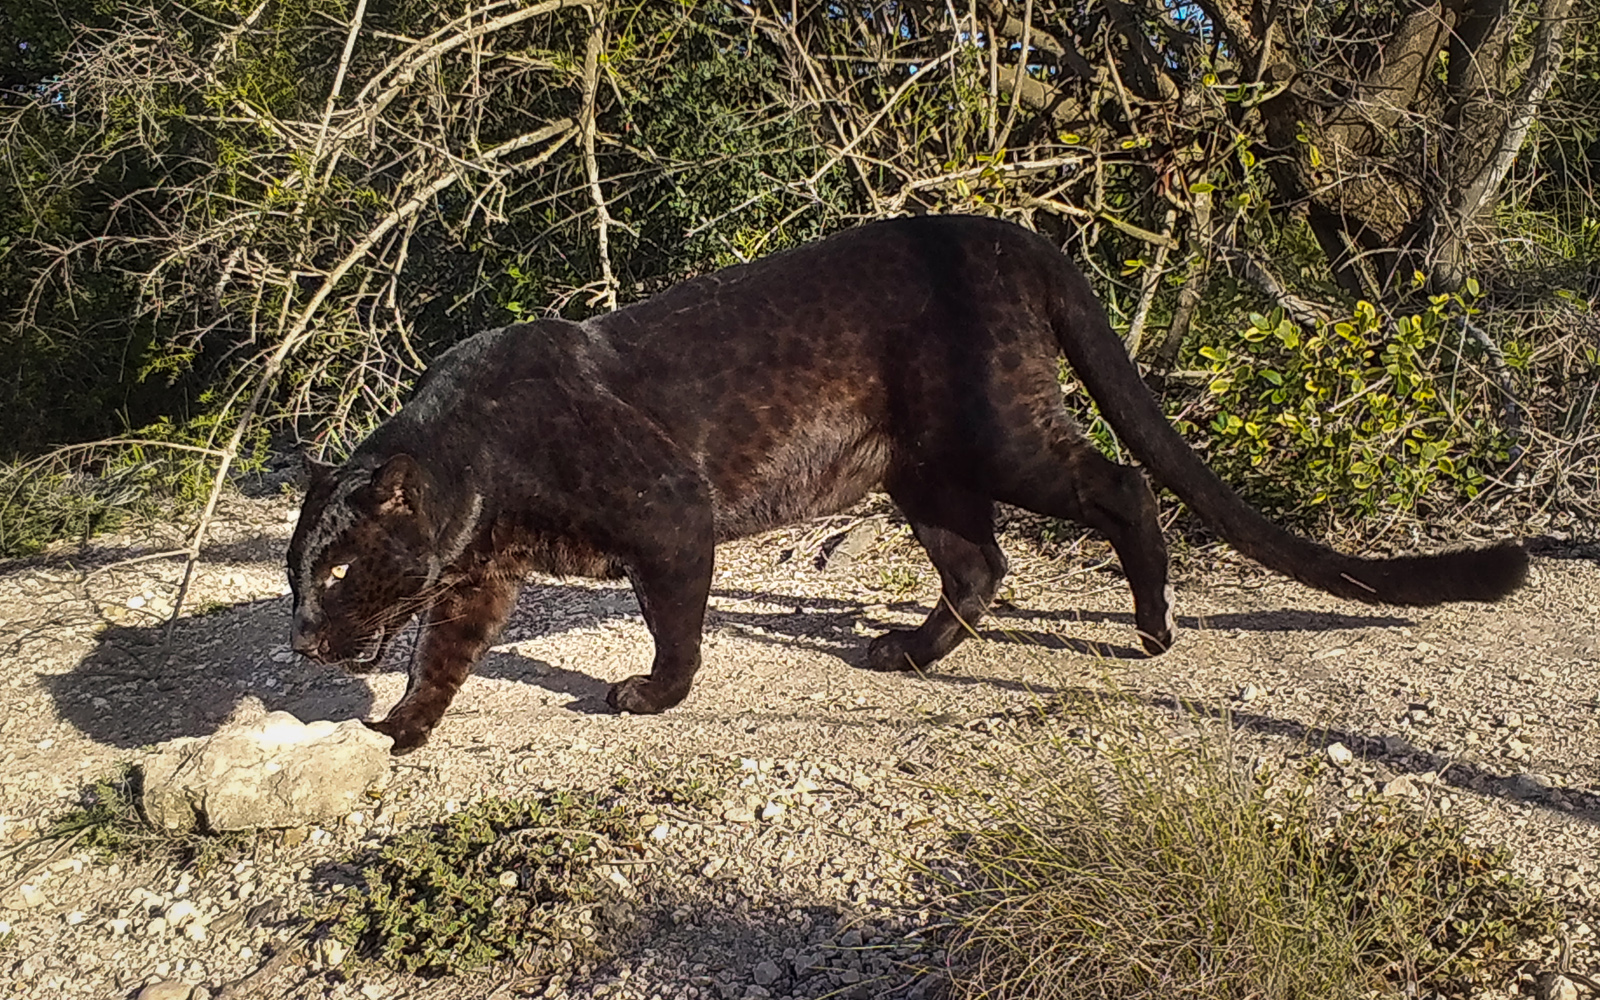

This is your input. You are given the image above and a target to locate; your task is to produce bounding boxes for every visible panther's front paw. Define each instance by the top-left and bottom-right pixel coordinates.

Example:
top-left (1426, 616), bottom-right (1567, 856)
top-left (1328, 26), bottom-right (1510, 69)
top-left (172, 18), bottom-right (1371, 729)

top-left (365, 715), bottom-right (431, 755)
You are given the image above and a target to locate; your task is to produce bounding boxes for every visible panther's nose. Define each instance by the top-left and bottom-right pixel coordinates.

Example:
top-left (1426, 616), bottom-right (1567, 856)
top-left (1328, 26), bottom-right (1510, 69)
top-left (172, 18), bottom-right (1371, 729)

top-left (290, 623), bottom-right (323, 658)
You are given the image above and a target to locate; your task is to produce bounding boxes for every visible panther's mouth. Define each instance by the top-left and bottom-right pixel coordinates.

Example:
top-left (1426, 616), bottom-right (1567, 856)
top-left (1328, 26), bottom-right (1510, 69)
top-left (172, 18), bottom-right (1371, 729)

top-left (340, 628), bottom-right (387, 673)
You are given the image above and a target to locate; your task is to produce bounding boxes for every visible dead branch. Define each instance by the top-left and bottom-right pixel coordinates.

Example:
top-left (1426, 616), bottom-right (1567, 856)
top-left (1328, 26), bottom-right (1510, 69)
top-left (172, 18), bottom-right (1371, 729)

top-left (579, 12), bottom-right (618, 311)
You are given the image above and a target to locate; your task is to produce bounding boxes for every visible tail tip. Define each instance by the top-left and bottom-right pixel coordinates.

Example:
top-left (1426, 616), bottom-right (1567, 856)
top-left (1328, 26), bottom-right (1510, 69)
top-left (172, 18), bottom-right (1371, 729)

top-left (1331, 537), bottom-right (1530, 606)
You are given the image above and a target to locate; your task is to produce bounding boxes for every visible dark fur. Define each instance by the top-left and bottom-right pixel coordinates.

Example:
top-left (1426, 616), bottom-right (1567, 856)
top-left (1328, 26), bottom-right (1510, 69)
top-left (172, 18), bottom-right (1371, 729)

top-left (286, 215), bottom-right (1528, 753)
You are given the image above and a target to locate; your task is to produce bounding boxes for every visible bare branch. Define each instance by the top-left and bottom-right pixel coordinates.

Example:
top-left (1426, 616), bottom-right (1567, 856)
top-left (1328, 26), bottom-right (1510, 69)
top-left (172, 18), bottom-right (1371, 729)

top-left (579, 13), bottom-right (618, 311)
top-left (1449, 0), bottom-right (1576, 237)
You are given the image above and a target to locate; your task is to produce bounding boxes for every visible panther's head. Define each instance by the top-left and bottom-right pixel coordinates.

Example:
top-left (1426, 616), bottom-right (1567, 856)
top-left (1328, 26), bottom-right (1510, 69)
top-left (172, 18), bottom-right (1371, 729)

top-left (286, 453), bottom-right (439, 670)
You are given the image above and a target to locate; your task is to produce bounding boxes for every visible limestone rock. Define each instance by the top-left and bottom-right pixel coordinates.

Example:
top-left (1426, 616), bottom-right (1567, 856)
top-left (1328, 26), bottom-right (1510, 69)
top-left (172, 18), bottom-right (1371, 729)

top-left (141, 711), bottom-right (390, 832)
top-left (1535, 972), bottom-right (1578, 1000)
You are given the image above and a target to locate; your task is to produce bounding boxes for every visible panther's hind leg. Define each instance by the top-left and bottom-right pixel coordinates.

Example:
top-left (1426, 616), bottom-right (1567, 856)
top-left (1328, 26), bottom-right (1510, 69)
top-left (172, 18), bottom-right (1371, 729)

top-left (993, 422), bottom-right (1174, 654)
top-left (867, 476), bottom-right (1008, 671)
top-left (605, 508), bottom-right (716, 715)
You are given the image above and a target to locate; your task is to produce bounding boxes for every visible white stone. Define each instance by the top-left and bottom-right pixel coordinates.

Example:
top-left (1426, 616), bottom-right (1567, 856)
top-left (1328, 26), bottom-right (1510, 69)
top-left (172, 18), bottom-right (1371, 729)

top-left (1382, 775), bottom-right (1422, 799)
top-left (141, 711), bottom-right (391, 832)
top-left (1326, 742), bottom-right (1355, 766)
top-left (165, 901), bottom-right (199, 927)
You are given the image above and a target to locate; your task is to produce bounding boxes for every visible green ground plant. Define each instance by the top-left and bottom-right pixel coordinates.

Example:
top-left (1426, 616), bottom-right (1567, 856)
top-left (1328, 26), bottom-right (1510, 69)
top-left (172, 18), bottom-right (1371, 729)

top-left (46, 767), bottom-right (249, 871)
top-left (318, 792), bottom-right (640, 977)
top-left (934, 700), bottom-right (1561, 1000)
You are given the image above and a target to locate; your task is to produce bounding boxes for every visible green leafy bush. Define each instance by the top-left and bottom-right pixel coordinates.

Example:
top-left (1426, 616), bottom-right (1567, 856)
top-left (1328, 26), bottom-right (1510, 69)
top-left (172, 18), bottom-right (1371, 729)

top-left (1179, 292), bottom-right (1509, 524)
top-left (321, 792), bottom-right (639, 977)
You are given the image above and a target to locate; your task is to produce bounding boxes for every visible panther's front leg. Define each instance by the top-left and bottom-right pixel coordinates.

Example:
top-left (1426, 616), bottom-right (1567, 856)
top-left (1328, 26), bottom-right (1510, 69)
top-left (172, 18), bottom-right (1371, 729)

top-left (366, 561), bottom-right (523, 754)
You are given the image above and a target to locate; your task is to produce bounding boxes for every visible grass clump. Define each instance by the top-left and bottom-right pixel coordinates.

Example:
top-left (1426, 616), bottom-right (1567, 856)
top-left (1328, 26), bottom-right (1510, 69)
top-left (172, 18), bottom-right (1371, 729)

top-left (0, 418), bottom-right (269, 559)
top-left (0, 461), bottom-right (157, 558)
top-left (320, 791), bottom-right (640, 977)
top-left (936, 703), bottom-right (1559, 1000)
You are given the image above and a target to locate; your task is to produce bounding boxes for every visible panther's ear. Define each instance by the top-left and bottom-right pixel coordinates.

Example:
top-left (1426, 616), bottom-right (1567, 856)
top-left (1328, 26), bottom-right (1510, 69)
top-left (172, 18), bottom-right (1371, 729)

top-left (371, 454), bottom-right (425, 516)
top-left (302, 450), bottom-right (338, 491)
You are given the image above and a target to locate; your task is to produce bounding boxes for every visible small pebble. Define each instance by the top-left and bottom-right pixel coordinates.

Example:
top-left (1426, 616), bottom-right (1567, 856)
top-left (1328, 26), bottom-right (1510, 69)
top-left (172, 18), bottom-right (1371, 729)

top-left (317, 937), bottom-right (348, 967)
top-left (135, 982), bottom-right (193, 1000)
top-left (753, 959), bottom-right (782, 986)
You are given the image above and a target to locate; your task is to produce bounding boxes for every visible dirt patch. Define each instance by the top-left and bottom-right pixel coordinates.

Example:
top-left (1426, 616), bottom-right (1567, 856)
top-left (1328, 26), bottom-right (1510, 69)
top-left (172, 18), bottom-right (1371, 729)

top-left (1, 491), bottom-right (1597, 999)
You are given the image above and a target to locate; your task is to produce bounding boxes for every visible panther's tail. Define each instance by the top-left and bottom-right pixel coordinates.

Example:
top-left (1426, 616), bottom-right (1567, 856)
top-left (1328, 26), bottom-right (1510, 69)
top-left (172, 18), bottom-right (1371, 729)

top-left (1043, 255), bottom-right (1528, 605)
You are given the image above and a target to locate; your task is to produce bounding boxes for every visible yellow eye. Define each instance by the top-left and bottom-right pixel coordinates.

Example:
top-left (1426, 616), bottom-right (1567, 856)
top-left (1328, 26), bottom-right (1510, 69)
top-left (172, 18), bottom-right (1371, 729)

top-left (325, 564), bottom-right (349, 587)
